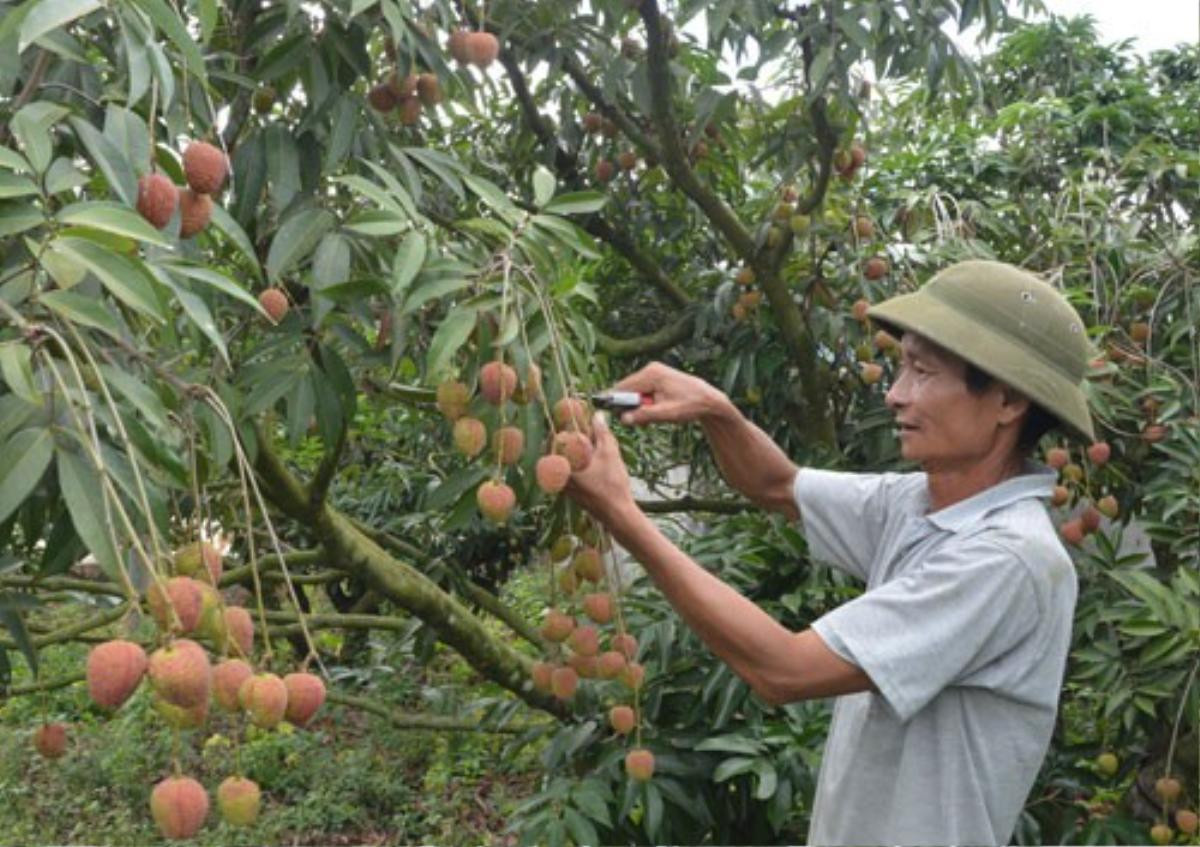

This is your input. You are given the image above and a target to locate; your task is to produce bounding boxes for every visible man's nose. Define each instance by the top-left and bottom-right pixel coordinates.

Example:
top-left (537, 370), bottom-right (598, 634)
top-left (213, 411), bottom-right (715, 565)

top-left (884, 371), bottom-right (906, 411)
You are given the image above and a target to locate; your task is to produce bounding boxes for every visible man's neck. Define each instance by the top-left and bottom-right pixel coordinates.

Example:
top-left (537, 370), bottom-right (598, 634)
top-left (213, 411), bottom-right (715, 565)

top-left (924, 455), bottom-right (1026, 514)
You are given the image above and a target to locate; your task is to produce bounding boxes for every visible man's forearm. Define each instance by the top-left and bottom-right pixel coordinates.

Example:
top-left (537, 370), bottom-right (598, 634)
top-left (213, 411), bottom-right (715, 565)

top-left (699, 395), bottom-right (799, 513)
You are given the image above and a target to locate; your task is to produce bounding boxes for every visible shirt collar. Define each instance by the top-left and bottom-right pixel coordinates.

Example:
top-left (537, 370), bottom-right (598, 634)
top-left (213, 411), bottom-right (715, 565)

top-left (922, 460), bottom-right (1057, 533)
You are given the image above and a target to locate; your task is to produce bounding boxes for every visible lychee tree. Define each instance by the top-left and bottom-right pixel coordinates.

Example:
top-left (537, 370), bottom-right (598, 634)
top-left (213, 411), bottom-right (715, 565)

top-left (1, 0), bottom-right (1198, 844)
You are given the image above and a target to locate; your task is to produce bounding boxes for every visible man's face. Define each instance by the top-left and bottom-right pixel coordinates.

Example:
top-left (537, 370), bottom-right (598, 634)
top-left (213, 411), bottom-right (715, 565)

top-left (884, 332), bottom-right (1023, 471)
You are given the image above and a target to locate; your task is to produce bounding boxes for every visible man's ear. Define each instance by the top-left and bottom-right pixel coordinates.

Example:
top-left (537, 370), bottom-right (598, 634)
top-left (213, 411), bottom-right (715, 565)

top-left (998, 386), bottom-right (1031, 426)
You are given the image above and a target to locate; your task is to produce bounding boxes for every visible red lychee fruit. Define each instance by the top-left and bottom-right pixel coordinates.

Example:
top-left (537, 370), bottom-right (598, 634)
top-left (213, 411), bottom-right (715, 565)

top-left (283, 672), bottom-right (325, 727)
top-left (617, 150), bottom-right (638, 171)
top-left (447, 29), bottom-right (471, 63)
top-left (477, 480), bottom-right (516, 523)
top-left (387, 72), bottom-right (417, 98)
top-left (148, 639), bottom-right (211, 708)
top-left (259, 288), bottom-right (289, 323)
top-left (479, 361), bottom-right (517, 405)
top-left (609, 705), bottom-right (636, 735)
top-left (550, 666), bottom-right (578, 701)
top-left (368, 83), bottom-right (398, 112)
top-left (1156, 777), bottom-right (1182, 803)
top-left (864, 256), bottom-right (889, 280)
top-left (217, 776), bottom-right (261, 827)
top-left (1081, 505), bottom-right (1102, 533)
top-left (153, 693), bottom-right (209, 729)
top-left (567, 652), bottom-right (600, 679)
top-left (147, 577), bottom-right (204, 634)
top-left (859, 362), bottom-right (883, 385)
top-left (873, 329), bottom-right (898, 352)
top-left (536, 454), bottom-right (572, 494)
top-left (465, 31), bottom-right (500, 67)
top-left (553, 431), bottom-right (593, 472)
top-left (611, 633), bottom-right (638, 660)
top-left (540, 609), bottom-right (575, 642)
top-left (436, 380), bottom-right (471, 420)
top-left (1176, 810), bottom-right (1198, 836)
top-left (1097, 495), bottom-right (1119, 519)
top-left (597, 650), bottom-right (627, 679)
top-left (150, 775), bottom-right (209, 840)
top-left (416, 73), bottom-right (442, 106)
top-left (86, 639), bottom-right (147, 710)
top-left (625, 748), bottom-right (655, 781)
top-left (854, 216), bottom-right (875, 239)
top-left (583, 593), bottom-right (614, 624)
top-left (1045, 447), bottom-right (1069, 469)
top-left (530, 661), bottom-right (555, 693)
top-left (398, 96), bottom-right (422, 126)
top-left (212, 658), bottom-right (253, 712)
top-left (492, 426), bottom-right (525, 465)
top-left (219, 606), bottom-right (254, 657)
top-left (238, 672), bottom-right (288, 729)
top-left (173, 540), bottom-right (222, 585)
top-left (33, 723), bottom-right (67, 759)
top-left (1086, 441), bottom-right (1111, 465)
top-left (582, 112), bottom-right (603, 133)
top-left (453, 417), bottom-right (487, 458)
top-left (553, 396), bottom-right (591, 433)
top-left (573, 546), bottom-right (604, 583)
top-left (1059, 518), bottom-right (1085, 547)
top-left (620, 662), bottom-right (645, 690)
top-left (735, 267), bottom-right (755, 286)
top-left (568, 624), bottom-right (600, 657)
top-left (1050, 485), bottom-right (1070, 507)
top-left (136, 172), bottom-right (179, 229)
top-left (183, 141), bottom-right (228, 195)
top-left (179, 189), bottom-right (213, 238)
top-left (595, 158), bottom-right (615, 183)
top-left (851, 298), bottom-right (870, 322)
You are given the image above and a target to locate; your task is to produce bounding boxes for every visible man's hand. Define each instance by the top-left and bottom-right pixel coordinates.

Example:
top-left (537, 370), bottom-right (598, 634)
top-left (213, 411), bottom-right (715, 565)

top-left (564, 413), bottom-right (639, 530)
top-left (612, 362), bottom-right (731, 427)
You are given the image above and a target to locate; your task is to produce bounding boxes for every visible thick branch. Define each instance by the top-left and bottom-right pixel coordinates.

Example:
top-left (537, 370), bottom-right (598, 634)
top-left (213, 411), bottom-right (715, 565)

top-left (596, 311), bottom-right (696, 357)
top-left (309, 423), bottom-right (348, 509)
top-left (0, 50), bottom-right (52, 145)
top-left (327, 690), bottom-right (549, 734)
top-left (636, 496), bottom-right (749, 515)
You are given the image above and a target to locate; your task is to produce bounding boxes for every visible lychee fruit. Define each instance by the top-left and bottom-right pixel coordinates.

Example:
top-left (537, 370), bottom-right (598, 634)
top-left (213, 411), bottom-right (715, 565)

top-left (1156, 777), bottom-right (1182, 803)
top-left (453, 417), bottom-right (487, 457)
top-left (1094, 752), bottom-right (1119, 776)
top-left (1142, 423), bottom-right (1167, 443)
top-left (148, 577), bottom-right (204, 634)
top-left (583, 593), bottom-right (614, 624)
top-left (617, 150), bottom-right (638, 171)
top-left (178, 189), bottom-right (213, 238)
top-left (854, 216), bottom-right (875, 239)
top-left (625, 748), bottom-right (655, 781)
top-left (86, 639), bottom-right (147, 710)
top-left (1059, 518), bottom-right (1085, 547)
top-left (859, 362), bottom-right (883, 385)
top-left (368, 83), bottom-right (398, 112)
top-left (550, 666), bottom-right (578, 700)
top-left (193, 581), bottom-right (224, 643)
top-left (851, 298), bottom-right (870, 322)
top-left (553, 431), bottom-right (593, 472)
top-left (447, 29), bottom-right (471, 63)
top-left (567, 652), bottom-right (600, 679)
top-left (465, 31), bottom-right (500, 67)
top-left (573, 546), bottom-right (604, 583)
top-left (735, 267), bottom-right (756, 286)
top-left (252, 85), bottom-right (276, 114)
top-left (609, 705), bottom-right (636, 735)
top-left (259, 288), bottom-right (289, 323)
top-left (597, 650), bottom-right (627, 679)
top-left (530, 661), bottom-right (555, 693)
top-left (558, 567), bottom-right (579, 595)
top-left (1150, 824), bottom-right (1172, 846)
top-left (220, 606), bottom-right (254, 657)
top-left (1081, 505), bottom-right (1102, 533)
top-left (136, 172), bottom-right (179, 229)
top-left (568, 625), bottom-right (600, 657)
top-left (790, 213), bottom-right (810, 234)
top-left (213, 658), bottom-right (254, 712)
top-left (238, 672), bottom-right (288, 729)
top-left (536, 454), bottom-right (572, 494)
top-left (492, 426), bottom-right (525, 465)
top-left (173, 541), bottom-right (222, 585)
top-left (435, 380), bottom-right (470, 420)
top-left (553, 396), bottom-right (591, 432)
top-left (217, 776), bottom-right (261, 827)
top-left (479, 361), bottom-right (517, 405)
top-left (540, 609), bottom-right (575, 642)
top-left (595, 158), bottom-right (615, 183)
top-left (1130, 321), bottom-right (1150, 343)
top-left (416, 73), bottom-right (442, 106)
top-left (619, 662), bottom-right (645, 690)
top-left (1086, 442), bottom-right (1111, 465)
top-left (33, 723), bottom-right (67, 759)
top-left (153, 694), bottom-right (209, 729)
top-left (864, 256), bottom-right (889, 280)
top-left (611, 633), bottom-right (638, 660)
top-left (387, 72), bottom-right (417, 98)
top-left (283, 672), bottom-right (325, 726)
top-left (1050, 485), bottom-right (1070, 507)
top-left (873, 330), bottom-right (898, 352)
top-left (1176, 810), bottom-right (1198, 835)
top-left (398, 96), bottom-right (422, 126)
top-left (150, 775), bottom-right (209, 840)
top-left (516, 362), bottom-right (542, 403)
top-left (1045, 447), bottom-right (1069, 469)
top-left (183, 141), bottom-right (228, 195)
top-left (582, 112), bottom-right (603, 133)
top-left (1062, 463), bottom-right (1084, 483)
top-left (148, 639), bottom-right (211, 708)
top-left (477, 480), bottom-right (516, 523)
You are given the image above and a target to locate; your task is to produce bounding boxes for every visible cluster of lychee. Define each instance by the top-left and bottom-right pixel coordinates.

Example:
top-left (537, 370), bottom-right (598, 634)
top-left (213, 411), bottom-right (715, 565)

top-left (367, 69), bottom-right (444, 124)
top-left (1148, 774), bottom-right (1196, 845)
top-left (531, 531), bottom-right (655, 782)
top-left (833, 141), bottom-right (867, 180)
top-left (1043, 442), bottom-right (1121, 546)
top-left (135, 141), bottom-right (227, 239)
top-left (582, 110), bottom-right (638, 185)
top-left (32, 540), bottom-right (326, 840)
top-left (436, 360), bottom-right (596, 525)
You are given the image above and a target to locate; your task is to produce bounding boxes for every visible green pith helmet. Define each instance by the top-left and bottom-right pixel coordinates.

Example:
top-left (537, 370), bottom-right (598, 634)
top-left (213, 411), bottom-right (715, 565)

top-left (867, 260), bottom-right (1096, 443)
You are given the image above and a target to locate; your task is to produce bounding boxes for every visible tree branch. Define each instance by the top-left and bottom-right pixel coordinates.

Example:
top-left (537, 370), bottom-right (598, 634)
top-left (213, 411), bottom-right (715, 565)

top-left (635, 496), bottom-right (749, 514)
top-left (595, 311), bottom-right (696, 357)
top-left (327, 690), bottom-right (550, 734)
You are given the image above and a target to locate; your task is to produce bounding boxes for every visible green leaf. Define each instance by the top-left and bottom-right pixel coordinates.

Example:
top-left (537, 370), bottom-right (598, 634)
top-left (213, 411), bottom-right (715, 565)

top-left (56, 201), bottom-right (173, 247)
top-left (0, 202), bottom-right (44, 238)
top-left (207, 203), bottom-right (263, 282)
top-left (391, 231), bottom-right (426, 299)
top-left (97, 365), bottom-right (168, 432)
top-left (165, 263), bottom-right (262, 312)
top-left (18, 0), bottom-right (102, 53)
top-left (266, 208), bottom-right (336, 281)
top-left (0, 428), bottom-right (53, 524)
top-left (127, 0), bottom-right (207, 82)
top-left (694, 734), bottom-right (764, 755)
top-left (39, 290), bottom-right (126, 339)
top-left (0, 173), bottom-right (40, 199)
top-left (69, 117), bottom-right (138, 206)
top-left (543, 191), bottom-right (607, 216)
top-left (644, 781), bottom-right (663, 841)
top-left (0, 606), bottom-right (37, 679)
top-left (48, 237), bottom-right (166, 323)
top-left (265, 125), bottom-right (301, 214)
top-left (172, 283), bottom-right (230, 365)
top-left (0, 147), bottom-right (31, 173)
top-left (753, 760), bottom-right (778, 800)
top-left (57, 447), bottom-right (124, 585)
top-left (712, 755), bottom-right (758, 782)
top-left (0, 342), bottom-right (42, 407)
top-left (562, 809), bottom-right (599, 847)
top-left (532, 165), bottom-right (556, 207)
top-left (426, 308), bottom-right (477, 380)
top-left (463, 173), bottom-right (519, 221)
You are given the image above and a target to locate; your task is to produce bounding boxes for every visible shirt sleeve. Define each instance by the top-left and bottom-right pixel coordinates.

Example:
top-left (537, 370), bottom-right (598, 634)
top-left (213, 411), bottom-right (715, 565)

top-left (792, 468), bottom-right (907, 582)
top-left (809, 536), bottom-right (1042, 723)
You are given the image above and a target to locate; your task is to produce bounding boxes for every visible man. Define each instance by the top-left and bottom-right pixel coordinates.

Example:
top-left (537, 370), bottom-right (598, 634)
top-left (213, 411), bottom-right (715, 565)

top-left (565, 260), bottom-right (1096, 846)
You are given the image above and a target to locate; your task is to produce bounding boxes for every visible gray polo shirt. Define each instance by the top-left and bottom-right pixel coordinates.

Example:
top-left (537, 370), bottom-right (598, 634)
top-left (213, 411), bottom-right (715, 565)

top-left (793, 462), bottom-right (1076, 846)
